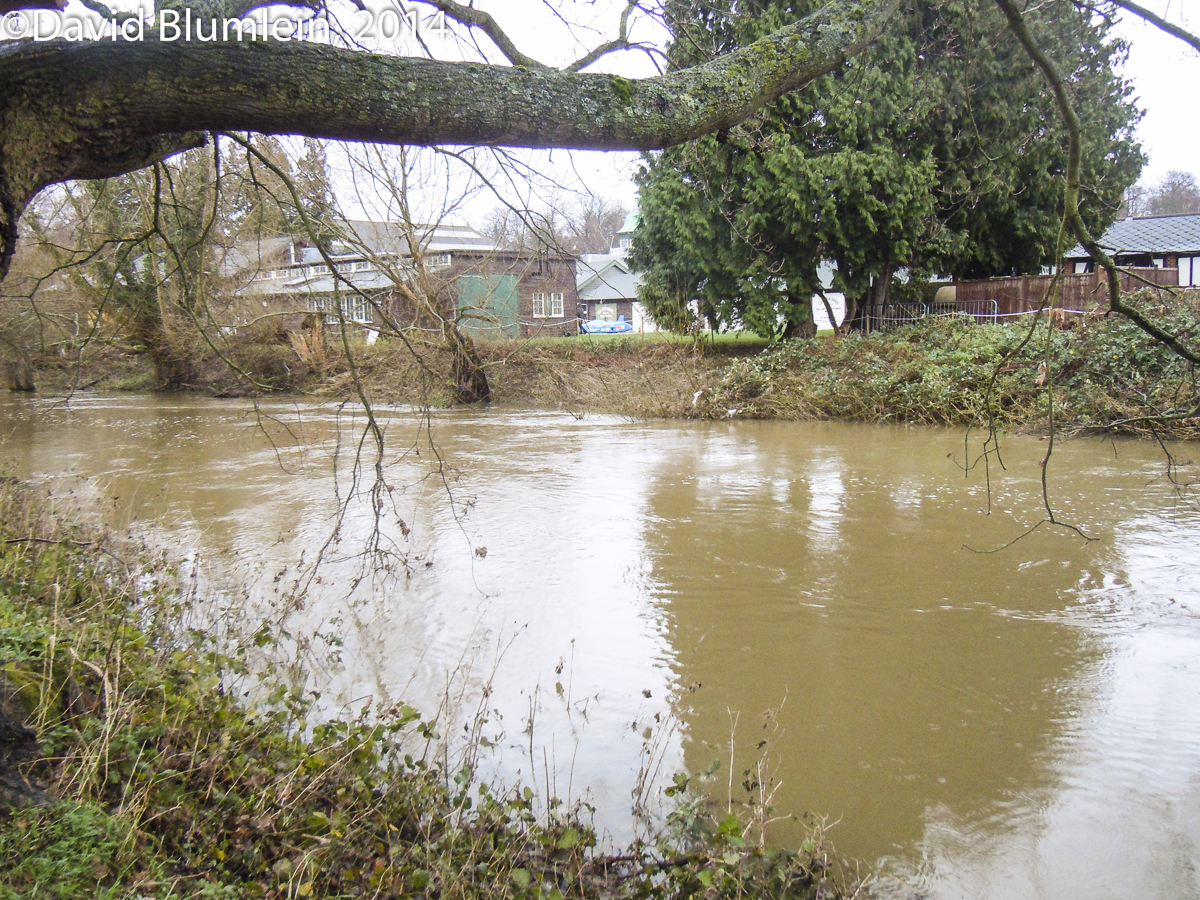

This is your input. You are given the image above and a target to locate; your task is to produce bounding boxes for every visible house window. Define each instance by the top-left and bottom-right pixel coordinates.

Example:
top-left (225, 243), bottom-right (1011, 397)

top-left (619, 237), bottom-right (633, 249)
top-left (428, 253), bottom-right (452, 268)
top-left (309, 296), bottom-right (370, 323)
top-left (355, 261), bottom-right (372, 272)
top-left (550, 292), bottom-right (564, 317)
top-left (532, 292), bottom-right (547, 317)
top-left (340, 297), bottom-right (370, 323)
top-left (309, 264), bottom-right (328, 275)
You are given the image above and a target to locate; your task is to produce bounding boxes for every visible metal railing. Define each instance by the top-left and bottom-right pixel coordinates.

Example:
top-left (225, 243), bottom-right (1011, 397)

top-left (864, 299), bottom-right (1000, 333)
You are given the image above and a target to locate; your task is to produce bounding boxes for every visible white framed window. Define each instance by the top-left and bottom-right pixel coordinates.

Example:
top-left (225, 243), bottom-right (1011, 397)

top-left (309, 264), bottom-right (328, 275)
top-left (428, 253), bottom-right (452, 268)
top-left (340, 296), bottom-right (370, 323)
top-left (309, 296), bottom-right (370, 323)
top-left (355, 260), bottom-right (372, 272)
top-left (550, 292), bottom-right (564, 317)
top-left (532, 292), bottom-right (547, 317)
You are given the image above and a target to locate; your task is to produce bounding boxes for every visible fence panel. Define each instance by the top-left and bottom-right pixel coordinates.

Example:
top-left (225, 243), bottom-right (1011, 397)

top-left (955, 267), bottom-right (1177, 316)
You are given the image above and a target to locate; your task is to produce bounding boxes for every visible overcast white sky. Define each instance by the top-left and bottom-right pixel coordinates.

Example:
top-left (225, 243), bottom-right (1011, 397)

top-left (1113, 2), bottom-right (1200, 187)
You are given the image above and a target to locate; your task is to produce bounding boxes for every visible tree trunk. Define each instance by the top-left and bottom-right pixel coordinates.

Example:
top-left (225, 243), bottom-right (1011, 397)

top-left (445, 326), bottom-right (491, 404)
top-left (784, 292), bottom-right (817, 338)
top-left (130, 311), bottom-right (198, 391)
top-left (873, 266), bottom-right (894, 310)
top-left (848, 268), bottom-right (893, 333)
top-left (843, 295), bottom-right (865, 332)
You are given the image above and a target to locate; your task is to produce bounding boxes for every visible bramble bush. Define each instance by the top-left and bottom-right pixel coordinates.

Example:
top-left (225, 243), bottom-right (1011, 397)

top-left (0, 482), bottom-right (843, 900)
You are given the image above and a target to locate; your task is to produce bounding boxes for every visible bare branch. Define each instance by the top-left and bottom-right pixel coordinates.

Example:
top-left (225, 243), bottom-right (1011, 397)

top-left (564, 1), bottom-right (636, 72)
top-left (414, 0), bottom-right (549, 69)
top-left (1109, 0), bottom-right (1200, 55)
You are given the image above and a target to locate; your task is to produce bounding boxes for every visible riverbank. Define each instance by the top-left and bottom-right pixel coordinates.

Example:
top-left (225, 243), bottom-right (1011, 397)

top-left (0, 482), bottom-right (847, 899)
top-left (24, 298), bottom-right (1200, 440)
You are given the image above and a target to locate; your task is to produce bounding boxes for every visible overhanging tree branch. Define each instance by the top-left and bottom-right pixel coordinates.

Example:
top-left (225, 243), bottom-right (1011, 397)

top-left (1, 0), bottom-right (896, 160)
top-left (0, 0), bottom-right (898, 280)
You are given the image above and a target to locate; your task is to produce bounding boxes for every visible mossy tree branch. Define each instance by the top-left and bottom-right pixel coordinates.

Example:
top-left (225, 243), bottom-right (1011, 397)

top-left (0, 0), bottom-right (898, 280)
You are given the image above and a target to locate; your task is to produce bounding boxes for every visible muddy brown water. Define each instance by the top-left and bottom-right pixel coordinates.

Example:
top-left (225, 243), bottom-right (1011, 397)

top-left (2, 393), bottom-right (1199, 900)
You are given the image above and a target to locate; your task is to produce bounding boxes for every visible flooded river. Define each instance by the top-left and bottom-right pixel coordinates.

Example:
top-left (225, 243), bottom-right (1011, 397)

top-left (2, 393), bottom-right (1198, 899)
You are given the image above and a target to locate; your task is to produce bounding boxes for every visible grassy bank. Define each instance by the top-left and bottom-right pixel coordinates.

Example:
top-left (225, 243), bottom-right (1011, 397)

top-left (25, 294), bottom-right (1200, 439)
top-left (689, 312), bottom-right (1200, 438)
top-left (0, 484), bottom-right (846, 899)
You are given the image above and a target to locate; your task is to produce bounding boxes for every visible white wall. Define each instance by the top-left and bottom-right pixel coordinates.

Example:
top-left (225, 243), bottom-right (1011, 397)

top-left (814, 293), bottom-right (846, 331)
top-left (1179, 256), bottom-right (1197, 287)
top-left (632, 302), bottom-right (661, 333)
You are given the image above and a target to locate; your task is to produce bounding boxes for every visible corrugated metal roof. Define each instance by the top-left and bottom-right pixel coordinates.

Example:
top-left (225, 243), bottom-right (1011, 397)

top-left (226, 221), bottom-right (496, 279)
top-left (1066, 214), bottom-right (1200, 259)
top-left (339, 220), bottom-right (496, 255)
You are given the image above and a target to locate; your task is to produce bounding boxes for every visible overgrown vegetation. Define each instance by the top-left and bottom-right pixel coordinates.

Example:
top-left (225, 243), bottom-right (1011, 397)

top-left (17, 291), bottom-right (1200, 440)
top-left (692, 298), bottom-right (1200, 438)
top-left (0, 483), bottom-right (847, 899)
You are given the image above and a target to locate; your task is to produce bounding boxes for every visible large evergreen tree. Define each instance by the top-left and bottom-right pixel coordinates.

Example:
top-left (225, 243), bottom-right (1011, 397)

top-left (631, 0), bottom-right (1144, 336)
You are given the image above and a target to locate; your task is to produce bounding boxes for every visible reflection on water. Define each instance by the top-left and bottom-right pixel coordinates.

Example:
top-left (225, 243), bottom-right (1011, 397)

top-left (1, 394), bottom-right (1198, 900)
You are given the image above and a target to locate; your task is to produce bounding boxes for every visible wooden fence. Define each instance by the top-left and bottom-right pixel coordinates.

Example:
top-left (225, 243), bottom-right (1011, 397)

top-left (954, 267), bottom-right (1177, 316)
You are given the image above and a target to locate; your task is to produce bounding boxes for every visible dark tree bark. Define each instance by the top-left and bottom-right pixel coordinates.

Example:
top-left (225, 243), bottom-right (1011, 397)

top-left (783, 292), bottom-right (817, 339)
top-left (447, 326), bottom-right (491, 404)
top-left (0, 0), bottom-right (898, 280)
